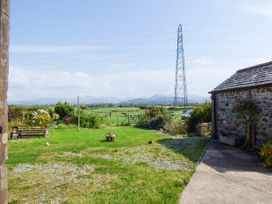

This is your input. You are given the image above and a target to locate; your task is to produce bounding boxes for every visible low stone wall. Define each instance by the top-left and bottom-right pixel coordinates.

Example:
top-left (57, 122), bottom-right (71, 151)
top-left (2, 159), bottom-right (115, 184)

top-left (196, 122), bottom-right (211, 136)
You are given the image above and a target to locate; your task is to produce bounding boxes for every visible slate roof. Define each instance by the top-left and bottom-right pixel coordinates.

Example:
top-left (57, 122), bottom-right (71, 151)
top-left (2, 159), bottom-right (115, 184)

top-left (209, 61), bottom-right (272, 93)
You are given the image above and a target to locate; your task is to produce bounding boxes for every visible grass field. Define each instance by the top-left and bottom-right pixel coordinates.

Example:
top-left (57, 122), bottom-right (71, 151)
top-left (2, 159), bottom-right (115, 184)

top-left (8, 126), bottom-right (209, 204)
top-left (86, 106), bottom-right (144, 125)
top-left (86, 106), bottom-right (185, 125)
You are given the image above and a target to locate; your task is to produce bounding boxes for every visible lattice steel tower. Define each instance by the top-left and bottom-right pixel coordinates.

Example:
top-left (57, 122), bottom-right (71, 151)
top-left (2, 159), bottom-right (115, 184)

top-left (174, 24), bottom-right (188, 108)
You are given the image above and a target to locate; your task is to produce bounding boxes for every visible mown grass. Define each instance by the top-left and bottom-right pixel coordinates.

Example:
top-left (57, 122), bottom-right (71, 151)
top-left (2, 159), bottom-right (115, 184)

top-left (8, 127), bottom-right (209, 204)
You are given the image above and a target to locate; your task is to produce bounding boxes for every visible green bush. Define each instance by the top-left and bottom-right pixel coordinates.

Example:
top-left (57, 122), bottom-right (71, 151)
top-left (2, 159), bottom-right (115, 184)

top-left (76, 113), bottom-right (104, 128)
top-left (8, 105), bottom-right (22, 122)
top-left (54, 102), bottom-right (74, 120)
top-left (137, 106), bottom-right (172, 129)
top-left (260, 140), bottom-right (272, 167)
top-left (164, 121), bottom-right (187, 136)
top-left (186, 102), bottom-right (212, 133)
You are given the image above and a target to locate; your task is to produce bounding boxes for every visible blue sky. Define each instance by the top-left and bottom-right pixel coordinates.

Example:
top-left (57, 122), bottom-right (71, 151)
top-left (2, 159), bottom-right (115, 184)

top-left (9, 0), bottom-right (272, 101)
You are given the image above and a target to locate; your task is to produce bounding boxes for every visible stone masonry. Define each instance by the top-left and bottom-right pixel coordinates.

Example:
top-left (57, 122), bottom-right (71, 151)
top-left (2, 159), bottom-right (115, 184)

top-left (214, 86), bottom-right (272, 146)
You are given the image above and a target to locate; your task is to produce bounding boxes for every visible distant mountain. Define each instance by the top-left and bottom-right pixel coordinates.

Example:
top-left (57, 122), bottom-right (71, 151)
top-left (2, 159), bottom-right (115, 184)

top-left (9, 97), bottom-right (122, 105)
top-left (8, 94), bottom-right (209, 105)
top-left (120, 95), bottom-right (208, 105)
top-left (9, 96), bottom-right (127, 105)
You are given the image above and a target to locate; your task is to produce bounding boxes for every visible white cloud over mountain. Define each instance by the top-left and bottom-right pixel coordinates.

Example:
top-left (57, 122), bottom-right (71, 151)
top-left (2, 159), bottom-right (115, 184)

top-left (8, 62), bottom-right (237, 102)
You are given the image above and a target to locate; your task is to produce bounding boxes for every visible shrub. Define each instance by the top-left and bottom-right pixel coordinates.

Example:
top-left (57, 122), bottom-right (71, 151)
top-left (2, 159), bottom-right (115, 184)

top-left (23, 111), bottom-right (34, 126)
top-left (8, 105), bottom-right (22, 122)
top-left (137, 106), bottom-right (172, 129)
top-left (80, 104), bottom-right (88, 110)
top-left (76, 113), bottom-right (104, 128)
top-left (54, 102), bottom-right (74, 120)
top-left (164, 121), bottom-right (187, 136)
top-left (65, 116), bottom-right (73, 125)
top-left (8, 105), bottom-right (50, 124)
top-left (9, 119), bottom-right (24, 127)
top-left (260, 140), bottom-right (272, 167)
top-left (31, 109), bottom-right (53, 126)
top-left (186, 102), bottom-right (212, 133)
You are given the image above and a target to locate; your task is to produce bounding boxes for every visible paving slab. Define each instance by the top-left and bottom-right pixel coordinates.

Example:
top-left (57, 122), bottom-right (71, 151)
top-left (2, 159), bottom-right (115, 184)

top-left (179, 140), bottom-right (272, 204)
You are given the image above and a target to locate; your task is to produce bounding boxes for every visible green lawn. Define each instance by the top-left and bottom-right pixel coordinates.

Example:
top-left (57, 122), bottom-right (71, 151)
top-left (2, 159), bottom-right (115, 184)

top-left (8, 126), bottom-right (209, 204)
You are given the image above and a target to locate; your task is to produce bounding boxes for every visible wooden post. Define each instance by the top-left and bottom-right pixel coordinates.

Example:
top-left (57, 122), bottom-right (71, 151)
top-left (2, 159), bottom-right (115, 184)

top-left (127, 114), bottom-right (130, 125)
top-left (77, 96), bottom-right (80, 131)
top-left (0, 0), bottom-right (10, 203)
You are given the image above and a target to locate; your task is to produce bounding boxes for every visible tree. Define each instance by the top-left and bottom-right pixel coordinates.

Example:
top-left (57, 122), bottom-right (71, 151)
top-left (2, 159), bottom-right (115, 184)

top-left (137, 106), bottom-right (172, 129)
top-left (232, 99), bottom-right (260, 148)
top-left (0, 0), bottom-right (10, 203)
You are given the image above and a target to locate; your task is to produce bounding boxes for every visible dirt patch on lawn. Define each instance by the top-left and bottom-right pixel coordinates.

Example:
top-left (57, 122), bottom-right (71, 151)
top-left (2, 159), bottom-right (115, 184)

top-left (9, 163), bottom-right (118, 203)
top-left (93, 144), bottom-right (194, 171)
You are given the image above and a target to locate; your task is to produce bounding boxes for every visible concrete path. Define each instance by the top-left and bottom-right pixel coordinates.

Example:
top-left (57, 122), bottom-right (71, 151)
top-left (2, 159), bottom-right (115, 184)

top-left (179, 140), bottom-right (272, 204)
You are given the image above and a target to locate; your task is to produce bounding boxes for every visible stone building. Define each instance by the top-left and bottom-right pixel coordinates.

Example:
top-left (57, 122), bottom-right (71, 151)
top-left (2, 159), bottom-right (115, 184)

top-left (209, 61), bottom-right (272, 147)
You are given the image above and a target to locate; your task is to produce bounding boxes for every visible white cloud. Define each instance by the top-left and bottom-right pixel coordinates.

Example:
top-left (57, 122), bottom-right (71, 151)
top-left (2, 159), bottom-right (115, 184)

top-left (8, 63), bottom-right (239, 102)
top-left (10, 44), bottom-right (98, 54)
top-left (187, 66), bottom-right (235, 96)
top-left (242, 3), bottom-right (272, 18)
top-left (8, 66), bottom-right (174, 101)
top-left (9, 51), bottom-right (272, 102)
top-left (189, 57), bottom-right (217, 66)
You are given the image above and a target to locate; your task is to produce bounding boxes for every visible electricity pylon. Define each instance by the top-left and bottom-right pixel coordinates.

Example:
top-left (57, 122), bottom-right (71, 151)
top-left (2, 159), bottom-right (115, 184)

top-left (174, 24), bottom-right (188, 108)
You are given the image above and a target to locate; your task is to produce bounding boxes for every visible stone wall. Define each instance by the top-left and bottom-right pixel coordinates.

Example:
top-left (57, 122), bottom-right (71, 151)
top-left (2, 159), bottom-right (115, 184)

top-left (251, 86), bottom-right (272, 145)
top-left (215, 86), bottom-right (272, 146)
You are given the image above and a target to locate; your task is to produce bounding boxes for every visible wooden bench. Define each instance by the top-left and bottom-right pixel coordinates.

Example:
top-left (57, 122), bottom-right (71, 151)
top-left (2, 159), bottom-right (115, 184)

top-left (11, 126), bottom-right (48, 139)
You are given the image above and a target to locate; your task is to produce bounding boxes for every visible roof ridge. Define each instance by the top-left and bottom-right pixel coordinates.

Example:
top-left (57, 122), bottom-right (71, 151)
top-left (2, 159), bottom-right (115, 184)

top-left (237, 61), bottom-right (272, 73)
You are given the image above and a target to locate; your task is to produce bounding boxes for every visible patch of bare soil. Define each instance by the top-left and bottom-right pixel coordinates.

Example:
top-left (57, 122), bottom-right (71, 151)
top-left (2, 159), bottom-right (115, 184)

top-left (92, 144), bottom-right (194, 171)
top-left (10, 163), bottom-right (118, 203)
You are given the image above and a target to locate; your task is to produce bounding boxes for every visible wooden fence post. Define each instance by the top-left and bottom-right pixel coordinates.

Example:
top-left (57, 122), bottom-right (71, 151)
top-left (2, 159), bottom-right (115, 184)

top-left (0, 0), bottom-right (10, 203)
top-left (127, 114), bottom-right (130, 124)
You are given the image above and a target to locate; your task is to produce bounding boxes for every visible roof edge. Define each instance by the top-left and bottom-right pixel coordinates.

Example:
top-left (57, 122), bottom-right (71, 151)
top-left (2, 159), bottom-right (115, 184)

top-left (209, 82), bottom-right (272, 94)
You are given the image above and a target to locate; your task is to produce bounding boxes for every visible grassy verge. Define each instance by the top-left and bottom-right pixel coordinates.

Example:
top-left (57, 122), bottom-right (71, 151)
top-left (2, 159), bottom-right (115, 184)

top-left (8, 126), bottom-right (209, 204)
